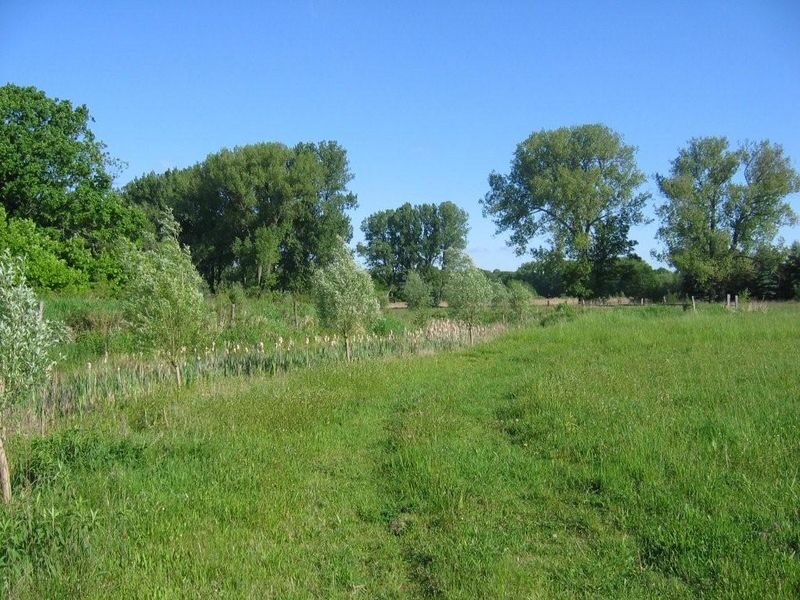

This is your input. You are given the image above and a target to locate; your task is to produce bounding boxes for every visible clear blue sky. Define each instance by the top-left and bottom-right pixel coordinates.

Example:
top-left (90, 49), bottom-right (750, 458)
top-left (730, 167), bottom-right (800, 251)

top-left (2, 0), bottom-right (799, 271)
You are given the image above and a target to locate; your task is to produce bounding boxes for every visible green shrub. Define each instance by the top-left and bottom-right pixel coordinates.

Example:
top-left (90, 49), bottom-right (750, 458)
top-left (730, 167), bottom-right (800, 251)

top-left (539, 303), bottom-right (578, 327)
top-left (314, 243), bottom-right (379, 358)
top-left (0, 207), bottom-right (87, 291)
top-left (371, 313), bottom-right (407, 336)
top-left (443, 268), bottom-right (493, 342)
top-left (508, 280), bottom-right (533, 321)
top-left (0, 251), bottom-right (64, 503)
top-left (0, 251), bottom-right (63, 407)
top-left (121, 217), bottom-right (208, 384)
top-left (404, 271), bottom-right (433, 309)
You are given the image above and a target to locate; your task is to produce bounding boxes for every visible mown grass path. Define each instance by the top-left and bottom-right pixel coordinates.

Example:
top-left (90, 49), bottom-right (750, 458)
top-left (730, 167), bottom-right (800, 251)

top-left (3, 307), bottom-right (799, 598)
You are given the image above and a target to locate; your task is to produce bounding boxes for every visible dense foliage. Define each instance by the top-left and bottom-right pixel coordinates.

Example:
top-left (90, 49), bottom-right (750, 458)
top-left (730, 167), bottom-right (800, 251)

top-left (0, 84), bottom-right (149, 286)
top-left (0, 206), bottom-right (87, 290)
top-left (123, 141), bottom-right (358, 292)
top-left (314, 243), bottom-right (380, 351)
top-left (482, 124), bottom-right (649, 298)
top-left (357, 201), bottom-right (469, 296)
top-left (2, 86), bottom-right (798, 302)
top-left (656, 137), bottom-right (799, 299)
top-left (516, 253), bottom-right (679, 300)
top-left (121, 215), bottom-right (208, 377)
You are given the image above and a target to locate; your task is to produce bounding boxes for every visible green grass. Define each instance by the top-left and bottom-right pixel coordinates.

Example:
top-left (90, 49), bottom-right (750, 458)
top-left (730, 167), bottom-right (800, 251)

top-left (44, 292), bottom-right (322, 370)
top-left (3, 305), bottom-right (799, 598)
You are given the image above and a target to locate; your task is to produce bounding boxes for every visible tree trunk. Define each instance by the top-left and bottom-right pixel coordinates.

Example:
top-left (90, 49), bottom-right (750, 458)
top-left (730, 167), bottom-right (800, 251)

top-left (468, 324), bottom-right (474, 346)
top-left (0, 433), bottom-right (12, 505)
top-left (293, 299), bottom-right (299, 329)
top-left (345, 335), bottom-right (352, 362)
top-left (257, 264), bottom-right (263, 288)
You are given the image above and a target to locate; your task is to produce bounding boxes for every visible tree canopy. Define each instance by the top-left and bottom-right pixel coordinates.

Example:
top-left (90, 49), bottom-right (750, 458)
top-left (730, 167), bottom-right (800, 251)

top-left (481, 124), bottom-right (649, 298)
top-left (357, 201), bottom-right (469, 294)
top-left (123, 141), bottom-right (357, 291)
top-left (0, 84), bottom-right (149, 284)
top-left (655, 137), bottom-right (799, 298)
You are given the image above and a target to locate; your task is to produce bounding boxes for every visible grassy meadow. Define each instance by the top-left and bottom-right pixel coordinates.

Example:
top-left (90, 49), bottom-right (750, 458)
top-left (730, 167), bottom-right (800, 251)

top-left (2, 305), bottom-right (799, 598)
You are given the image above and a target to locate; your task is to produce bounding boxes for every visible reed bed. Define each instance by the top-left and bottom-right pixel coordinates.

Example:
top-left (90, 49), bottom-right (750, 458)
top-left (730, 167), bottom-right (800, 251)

top-left (18, 319), bottom-right (508, 430)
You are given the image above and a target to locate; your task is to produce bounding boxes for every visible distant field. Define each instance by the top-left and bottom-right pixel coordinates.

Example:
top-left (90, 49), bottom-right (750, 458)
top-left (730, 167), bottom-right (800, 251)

top-left (3, 305), bottom-right (799, 598)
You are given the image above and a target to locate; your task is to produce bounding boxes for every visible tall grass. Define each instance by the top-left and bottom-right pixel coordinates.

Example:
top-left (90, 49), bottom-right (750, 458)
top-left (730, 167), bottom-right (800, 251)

top-left (1, 304), bottom-right (797, 597)
top-left (15, 318), bottom-right (510, 432)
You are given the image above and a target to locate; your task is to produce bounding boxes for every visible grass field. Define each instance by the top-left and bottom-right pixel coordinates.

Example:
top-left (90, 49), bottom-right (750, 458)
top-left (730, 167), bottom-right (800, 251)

top-left (2, 305), bottom-right (799, 598)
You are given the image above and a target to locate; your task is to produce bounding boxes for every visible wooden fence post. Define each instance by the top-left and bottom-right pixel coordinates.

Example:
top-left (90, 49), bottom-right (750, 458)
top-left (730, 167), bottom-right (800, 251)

top-left (726, 294), bottom-right (730, 308)
top-left (691, 296), bottom-right (696, 312)
top-left (735, 294), bottom-right (739, 309)
top-left (230, 303), bottom-right (236, 326)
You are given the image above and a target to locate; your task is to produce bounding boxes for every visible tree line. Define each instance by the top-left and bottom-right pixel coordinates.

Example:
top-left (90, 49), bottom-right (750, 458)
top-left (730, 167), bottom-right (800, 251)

top-left (482, 124), bottom-right (799, 300)
top-left (2, 84), bottom-right (799, 301)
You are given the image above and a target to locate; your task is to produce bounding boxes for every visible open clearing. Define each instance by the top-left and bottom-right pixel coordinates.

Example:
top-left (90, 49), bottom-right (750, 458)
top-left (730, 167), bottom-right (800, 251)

top-left (3, 306), bottom-right (799, 598)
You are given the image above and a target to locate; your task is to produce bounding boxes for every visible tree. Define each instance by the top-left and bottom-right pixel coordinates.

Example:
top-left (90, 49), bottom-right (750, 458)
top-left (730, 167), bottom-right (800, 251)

top-left (745, 244), bottom-right (785, 300)
top-left (122, 213), bottom-right (208, 387)
top-left (233, 225), bottom-right (282, 292)
top-left (656, 137), bottom-right (799, 298)
top-left (516, 251), bottom-right (566, 298)
top-left (443, 267), bottom-right (493, 344)
top-left (490, 279), bottom-right (511, 320)
top-left (403, 270), bottom-right (433, 309)
top-left (314, 243), bottom-right (380, 360)
top-left (779, 242), bottom-right (800, 299)
top-left (0, 206), bottom-right (87, 290)
top-left (0, 84), bottom-right (114, 228)
top-left (0, 251), bottom-right (62, 503)
top-left (613, 256), bottom-right (678, 300)
top-left (123, 141), bottom-right (357, 292)
top-left (357, 201), bottom-right (469, 293)
top-left (481, 124), bottom-right (648, 298)
top-left (0, 84), bottom-right (148, 280)
top-left (507, 280), bottom-right (533, 321)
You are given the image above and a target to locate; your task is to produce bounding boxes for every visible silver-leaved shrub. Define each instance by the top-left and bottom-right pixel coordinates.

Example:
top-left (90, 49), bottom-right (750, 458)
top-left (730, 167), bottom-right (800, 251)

top-left (314, 243), bottom-right (379, 355)
top-left (0, 251), bottom-right (62, 408)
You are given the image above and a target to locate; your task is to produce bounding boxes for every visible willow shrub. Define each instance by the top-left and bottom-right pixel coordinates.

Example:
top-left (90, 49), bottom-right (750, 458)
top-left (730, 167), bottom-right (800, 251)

top-left (121, 234), bottom-right (208, 386)
top-left (0, 251), bottom-right (63, 502)
top-left (314, 244), bottom-right (379, 360)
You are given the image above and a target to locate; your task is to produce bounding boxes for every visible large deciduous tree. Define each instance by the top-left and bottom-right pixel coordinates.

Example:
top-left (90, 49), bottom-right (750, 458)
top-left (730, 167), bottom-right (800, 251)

top-left (0, 84), bottom-right (114, 228)
top-left (0, 84), bottom-right (149, 284)
top-left (357, 201), bottom-right (469, 294)
top-left (481, 124), bottom-right (648, 298)
top-left (655, 137), bottom-right (799, 298)
top-left (123, 141), bottom-right (357, 292)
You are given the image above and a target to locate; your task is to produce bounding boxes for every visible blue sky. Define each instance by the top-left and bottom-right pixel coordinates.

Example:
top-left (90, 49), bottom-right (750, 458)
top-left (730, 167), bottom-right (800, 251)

top-left (2, 1), bottom-right (799, 271)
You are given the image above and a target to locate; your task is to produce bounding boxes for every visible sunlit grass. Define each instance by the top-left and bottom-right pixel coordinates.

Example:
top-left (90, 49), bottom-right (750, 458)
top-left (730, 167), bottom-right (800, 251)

top-left (2, 305), bottom-right (798, 597)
